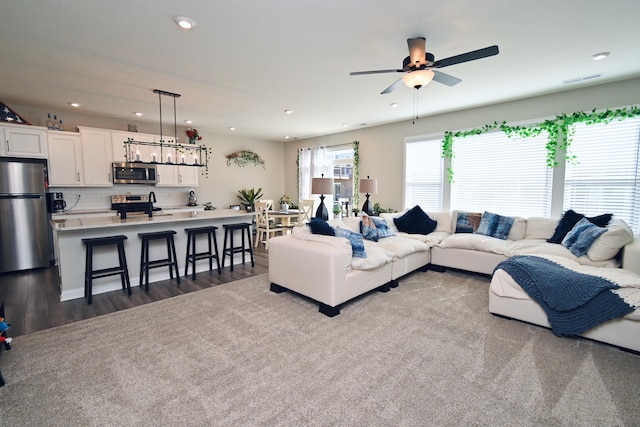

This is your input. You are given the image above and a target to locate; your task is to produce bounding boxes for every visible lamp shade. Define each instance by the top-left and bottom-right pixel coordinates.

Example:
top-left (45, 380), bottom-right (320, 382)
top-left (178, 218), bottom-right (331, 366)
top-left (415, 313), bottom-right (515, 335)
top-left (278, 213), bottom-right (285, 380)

top-left (402, 69), bottom-right (435, 89)
top-left (359, 177), bottom-right (378, 194)
top-left (311, 177), bottom-right (334, 194)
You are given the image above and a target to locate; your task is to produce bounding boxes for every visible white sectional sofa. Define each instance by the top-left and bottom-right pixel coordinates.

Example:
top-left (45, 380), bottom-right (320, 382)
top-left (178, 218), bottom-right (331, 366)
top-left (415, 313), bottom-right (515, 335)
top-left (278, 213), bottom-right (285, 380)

top-left (268, 209), bottom-right (640, 351)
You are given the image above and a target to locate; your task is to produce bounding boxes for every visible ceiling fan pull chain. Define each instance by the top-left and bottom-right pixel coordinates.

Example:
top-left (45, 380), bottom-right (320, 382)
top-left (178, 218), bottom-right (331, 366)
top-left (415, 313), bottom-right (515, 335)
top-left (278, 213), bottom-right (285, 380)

top-left (412, 88), bottom-right (419, 124)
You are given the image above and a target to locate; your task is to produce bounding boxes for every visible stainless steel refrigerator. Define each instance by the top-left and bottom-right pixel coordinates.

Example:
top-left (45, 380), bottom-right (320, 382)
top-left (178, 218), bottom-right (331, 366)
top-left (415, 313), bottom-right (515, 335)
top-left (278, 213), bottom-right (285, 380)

top-left (0, 158), bottom-right (50, 273)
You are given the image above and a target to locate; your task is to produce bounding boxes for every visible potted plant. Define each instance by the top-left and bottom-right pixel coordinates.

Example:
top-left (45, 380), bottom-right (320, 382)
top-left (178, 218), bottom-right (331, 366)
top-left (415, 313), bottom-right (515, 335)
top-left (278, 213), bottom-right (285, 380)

top-left (279, 194), bottom-right (293, 212)
top-left (332, 206), bottom-right (342, 219)
top-left (237, 187), bottom-right (263, 211)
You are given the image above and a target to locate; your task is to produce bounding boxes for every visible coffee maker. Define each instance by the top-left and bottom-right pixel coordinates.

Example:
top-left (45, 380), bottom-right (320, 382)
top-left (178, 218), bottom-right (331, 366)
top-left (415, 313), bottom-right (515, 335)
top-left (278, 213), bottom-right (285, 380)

top-left (46, 192), bottom-right (66, 213)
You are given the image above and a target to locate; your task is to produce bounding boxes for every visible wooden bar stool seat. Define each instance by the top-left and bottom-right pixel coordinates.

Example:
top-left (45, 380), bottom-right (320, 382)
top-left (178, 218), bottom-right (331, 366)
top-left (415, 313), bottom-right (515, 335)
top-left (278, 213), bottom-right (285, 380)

top-left (138, 230), bottom-right (180, 291)
top-left (184, 226), bottom-right (221, 279)
top-left (221, 223), bottom-right (254, 272)
top-left (82, 235), bottom-right (131, 305)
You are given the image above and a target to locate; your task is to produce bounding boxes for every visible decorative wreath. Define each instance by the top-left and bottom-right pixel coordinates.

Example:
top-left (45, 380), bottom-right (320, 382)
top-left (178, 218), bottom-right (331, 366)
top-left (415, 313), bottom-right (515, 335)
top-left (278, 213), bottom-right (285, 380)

top-left (225, 150), bottom-right (265, 168)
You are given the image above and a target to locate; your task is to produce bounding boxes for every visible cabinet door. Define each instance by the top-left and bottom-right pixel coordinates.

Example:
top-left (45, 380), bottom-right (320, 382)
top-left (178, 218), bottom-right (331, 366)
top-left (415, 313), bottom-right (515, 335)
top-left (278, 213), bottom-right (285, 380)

top-left (47, 133), bottom-right (83, 186)
top-left (156, 164), bottom-right (179, 186)
top-left (80, 129), bottom-right (113, 186)
top-left (3, 126), bottom-right (48, 158)
top-left (178, 165), bottom-right (199, 187)
top-left (112, 131), bottom-right (156, 162)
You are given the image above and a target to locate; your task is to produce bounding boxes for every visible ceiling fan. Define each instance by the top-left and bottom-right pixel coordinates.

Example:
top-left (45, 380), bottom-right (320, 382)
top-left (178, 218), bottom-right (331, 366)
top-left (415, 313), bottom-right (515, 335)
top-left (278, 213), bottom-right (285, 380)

top-left (350, 37), bottom-right (499, 94)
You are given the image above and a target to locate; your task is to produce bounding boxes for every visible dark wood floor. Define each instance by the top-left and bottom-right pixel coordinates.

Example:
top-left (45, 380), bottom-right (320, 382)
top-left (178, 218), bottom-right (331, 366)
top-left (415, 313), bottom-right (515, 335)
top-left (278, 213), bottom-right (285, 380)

top-left (0, 246), bottom-right (268, 337)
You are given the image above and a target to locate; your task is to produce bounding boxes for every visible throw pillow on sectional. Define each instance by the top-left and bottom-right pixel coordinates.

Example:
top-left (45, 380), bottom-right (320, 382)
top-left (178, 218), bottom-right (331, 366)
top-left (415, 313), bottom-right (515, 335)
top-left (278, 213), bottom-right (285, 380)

top-left (308, 218), bottom-right (336, 236)
top-left (360, 212), bottom-right (379, 242)
top-left (475, 211), bottom-right (515, 240)
top-left (393, 205), bottom-right (437, 234)
top-left (561, 217), bottom-right (608, 257)
top-left (334, 226), bottom-right (367, 258)
top-left (455, 211), bottom-right (483, 233)
top-left (547, 209), bottom-right (612, 243)
top-left (371, 216), bottom-right (396, 238)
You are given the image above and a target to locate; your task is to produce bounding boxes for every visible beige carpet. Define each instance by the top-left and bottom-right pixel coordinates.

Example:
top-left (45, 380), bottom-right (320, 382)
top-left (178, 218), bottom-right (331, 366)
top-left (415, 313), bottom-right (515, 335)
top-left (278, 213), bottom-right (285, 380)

top-left (1, 270), bottom-right (638, 426)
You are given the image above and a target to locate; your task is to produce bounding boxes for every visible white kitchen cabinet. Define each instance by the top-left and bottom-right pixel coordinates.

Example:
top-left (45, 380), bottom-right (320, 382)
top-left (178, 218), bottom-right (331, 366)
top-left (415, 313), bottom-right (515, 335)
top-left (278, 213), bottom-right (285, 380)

top-left (178, 165), bottom-right (199, 186)
top-left (112, 131), bottom-right (156, 163)
top-left (47, 131), bottom-right (83, 186)
top-left (1, 124), bottom-right (48, 158)
top-left (78, 127), bottom-right (113, 186)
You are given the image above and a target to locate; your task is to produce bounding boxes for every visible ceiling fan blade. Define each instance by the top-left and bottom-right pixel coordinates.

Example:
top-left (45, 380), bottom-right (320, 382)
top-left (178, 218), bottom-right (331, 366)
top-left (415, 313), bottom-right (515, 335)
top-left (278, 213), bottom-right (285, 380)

top-left (432, 70), bottom-right (462, 87)
top-left (350, 69), bottom-right (404, 76)
top-left (407, 37), bottom-right (426, 67)
top-left (433, 45), bottom-right (499, 69)
top-left (381, 78), bottom-right (404, 94)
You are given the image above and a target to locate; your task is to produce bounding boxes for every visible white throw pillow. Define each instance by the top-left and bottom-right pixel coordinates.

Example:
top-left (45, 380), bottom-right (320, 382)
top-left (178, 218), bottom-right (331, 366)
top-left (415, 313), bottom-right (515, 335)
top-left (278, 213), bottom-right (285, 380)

top-left (587, 219), bottom-right (634, 261)
top-left (524, 217), bottom-right (560, 240)
top-left (507, 216), bottom-right (527, 241)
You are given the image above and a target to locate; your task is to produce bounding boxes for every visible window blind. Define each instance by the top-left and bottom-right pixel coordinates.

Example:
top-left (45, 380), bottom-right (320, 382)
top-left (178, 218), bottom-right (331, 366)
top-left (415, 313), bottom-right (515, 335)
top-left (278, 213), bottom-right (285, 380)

top-left (404, 139), bottom-right (443, 211)
top-left (563, 118), bottom-right (640, 233)
top-left (450, 131), bottom-right (552, 217)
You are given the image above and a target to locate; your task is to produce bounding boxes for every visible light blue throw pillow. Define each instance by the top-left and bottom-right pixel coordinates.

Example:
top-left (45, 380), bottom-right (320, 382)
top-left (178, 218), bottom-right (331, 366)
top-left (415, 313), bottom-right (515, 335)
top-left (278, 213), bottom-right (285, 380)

top-left (475, 211), bottom-right (515, 240)
top-left (360, 213), bottom-right (379, 242)
top-left (561, 217), bottom-right (608, 257)
top-left (334, 226), bottom-right (367, 258)
top-left (371, 216), bottom-right (396, 238)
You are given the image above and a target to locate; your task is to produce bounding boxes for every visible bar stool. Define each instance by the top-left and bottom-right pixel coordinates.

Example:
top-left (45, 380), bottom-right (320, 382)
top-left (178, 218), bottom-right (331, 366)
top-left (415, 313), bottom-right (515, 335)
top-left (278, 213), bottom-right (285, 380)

top-left (184, 226), bottom-right (221, 279)
top-left (138, 230), bottom-right (180, 291)
top-left (221, 223), bottom-right (254, 272)
top-left (82, 235), bottom-right (131, 305)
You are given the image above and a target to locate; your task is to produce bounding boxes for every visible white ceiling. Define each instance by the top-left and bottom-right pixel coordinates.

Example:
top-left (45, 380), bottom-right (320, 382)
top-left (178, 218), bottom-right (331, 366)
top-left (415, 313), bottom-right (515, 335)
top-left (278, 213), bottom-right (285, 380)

top-left (2, 1), bottom-right (639, 142)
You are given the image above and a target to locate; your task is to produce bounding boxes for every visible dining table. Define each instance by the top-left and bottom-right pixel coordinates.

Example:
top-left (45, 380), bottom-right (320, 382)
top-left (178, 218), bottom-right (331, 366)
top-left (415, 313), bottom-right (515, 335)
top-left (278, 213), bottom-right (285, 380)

top-left (269, 209), bottom-right (299, 227)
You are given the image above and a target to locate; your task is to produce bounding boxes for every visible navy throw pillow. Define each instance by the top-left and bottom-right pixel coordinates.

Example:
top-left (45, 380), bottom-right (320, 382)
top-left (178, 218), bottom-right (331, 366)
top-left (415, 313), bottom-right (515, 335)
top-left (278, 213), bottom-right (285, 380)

top-left (547, 210), bottom-right (612, 243)
top-left (308, 218), bottom-right (335, 236)
top-left (393, 205), bottom-right (437, 235)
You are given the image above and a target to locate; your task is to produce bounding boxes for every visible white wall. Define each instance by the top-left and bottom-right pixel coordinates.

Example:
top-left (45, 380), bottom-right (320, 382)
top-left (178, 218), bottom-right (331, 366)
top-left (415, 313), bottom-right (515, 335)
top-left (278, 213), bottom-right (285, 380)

top-left (285, 77), bottom-right (640, 213)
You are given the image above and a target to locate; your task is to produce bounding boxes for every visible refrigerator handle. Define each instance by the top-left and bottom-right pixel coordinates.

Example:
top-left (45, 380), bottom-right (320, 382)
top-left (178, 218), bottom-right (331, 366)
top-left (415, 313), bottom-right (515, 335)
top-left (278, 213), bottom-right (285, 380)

top-left (76, 172), bottom-right (80, 182)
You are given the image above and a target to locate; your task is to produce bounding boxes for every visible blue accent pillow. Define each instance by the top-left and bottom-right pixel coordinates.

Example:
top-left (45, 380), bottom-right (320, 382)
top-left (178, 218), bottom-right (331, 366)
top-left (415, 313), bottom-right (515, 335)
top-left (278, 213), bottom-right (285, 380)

top-left (475, 211), bottom-right (515, 240)
top-left (371, 216), bottom-right (396, 238)
top-left (334, 226), bottom-right (367, 258)
top-left (455, 211), bottom-right (482, 233)
top-left (307, 218), bottom-right (335, 236)
top-left (360, 213), bottom-right (379, 242)
top-left (393, 205), bottom-right (437, 235)
top-left (547, 210), bottom-right (612, 243)
top-left (561, 217), bottom-right (608, 257)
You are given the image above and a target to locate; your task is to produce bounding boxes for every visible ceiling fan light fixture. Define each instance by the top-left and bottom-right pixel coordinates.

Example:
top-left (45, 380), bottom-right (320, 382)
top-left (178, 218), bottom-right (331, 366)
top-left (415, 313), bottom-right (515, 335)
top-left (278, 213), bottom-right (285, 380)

top-left (402, 69), bottom-right (435, 89)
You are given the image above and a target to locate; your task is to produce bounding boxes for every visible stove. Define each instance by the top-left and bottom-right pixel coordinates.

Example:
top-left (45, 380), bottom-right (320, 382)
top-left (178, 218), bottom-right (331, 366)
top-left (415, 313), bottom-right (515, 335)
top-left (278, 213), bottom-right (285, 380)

top-left (111, 194), bottom-right (152, 213)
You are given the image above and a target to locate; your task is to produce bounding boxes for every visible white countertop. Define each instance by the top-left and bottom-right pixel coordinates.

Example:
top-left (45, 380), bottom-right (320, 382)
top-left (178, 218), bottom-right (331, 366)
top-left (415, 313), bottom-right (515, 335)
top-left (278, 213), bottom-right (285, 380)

top-left (51, 209), bottom-right (253, 231)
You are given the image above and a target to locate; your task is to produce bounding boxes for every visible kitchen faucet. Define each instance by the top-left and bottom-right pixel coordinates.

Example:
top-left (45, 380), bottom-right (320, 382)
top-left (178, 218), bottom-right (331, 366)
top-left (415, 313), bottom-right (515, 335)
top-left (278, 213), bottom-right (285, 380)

top-left (148, 191), bottom-right (157, 217)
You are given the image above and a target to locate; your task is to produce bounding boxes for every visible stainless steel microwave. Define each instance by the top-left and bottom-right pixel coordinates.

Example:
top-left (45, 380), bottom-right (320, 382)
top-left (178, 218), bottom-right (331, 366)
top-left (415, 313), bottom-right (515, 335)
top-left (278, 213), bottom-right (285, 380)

top-left (112, 163), bottom-right (158, 185)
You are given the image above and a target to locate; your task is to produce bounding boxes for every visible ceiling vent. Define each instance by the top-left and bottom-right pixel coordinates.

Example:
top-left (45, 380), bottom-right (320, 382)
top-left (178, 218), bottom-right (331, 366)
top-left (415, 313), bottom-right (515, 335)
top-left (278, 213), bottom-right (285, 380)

top-left (562, 73), bottom-right (604, 85)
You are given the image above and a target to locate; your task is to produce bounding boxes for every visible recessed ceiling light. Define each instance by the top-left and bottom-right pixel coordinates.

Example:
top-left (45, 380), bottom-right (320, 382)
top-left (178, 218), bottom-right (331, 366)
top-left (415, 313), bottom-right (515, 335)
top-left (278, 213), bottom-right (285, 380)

top-left (174, 16), bottom-right (196, 30)
top-left (185, 120), bottom-right (192, 124)
top-left (390, 103), bottom-right (398, 108)
top-left (591, 52), bottom-right (610, 61)
top-left (134, 112), bottom-right (143, 117)
top-left (342, 124), bottom-right (349, 127)
top-left (70, 102), bottom-right (80, 108)
top-left (284, 109), bottom-right (293, 114)
top-left (284, 136), bottom-right (290, 140)
top-left (229, 127), bottom-right (236, 131)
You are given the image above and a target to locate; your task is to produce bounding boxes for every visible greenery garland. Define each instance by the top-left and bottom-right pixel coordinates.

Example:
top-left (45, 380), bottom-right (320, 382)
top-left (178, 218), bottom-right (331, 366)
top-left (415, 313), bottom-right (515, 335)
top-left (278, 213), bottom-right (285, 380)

top-left (225, 150), bottom-right (265, 168)
top-left (442, 105), bottom-right (640, 181)
top-left (352, 140), bottom-right (360, 208)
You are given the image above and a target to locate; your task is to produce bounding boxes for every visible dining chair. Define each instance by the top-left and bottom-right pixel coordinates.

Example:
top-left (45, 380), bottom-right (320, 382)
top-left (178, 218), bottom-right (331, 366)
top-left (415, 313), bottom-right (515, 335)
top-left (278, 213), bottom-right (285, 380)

top-left (283, 199), bottom-right (314, 233)
top-left (254, 200), bottom-right (284, 249)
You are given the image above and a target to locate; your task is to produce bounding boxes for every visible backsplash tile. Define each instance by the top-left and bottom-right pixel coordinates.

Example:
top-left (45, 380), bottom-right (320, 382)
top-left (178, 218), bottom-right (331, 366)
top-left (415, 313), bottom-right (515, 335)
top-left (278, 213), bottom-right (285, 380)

top-left (48, 186), bottom-right (194, 211)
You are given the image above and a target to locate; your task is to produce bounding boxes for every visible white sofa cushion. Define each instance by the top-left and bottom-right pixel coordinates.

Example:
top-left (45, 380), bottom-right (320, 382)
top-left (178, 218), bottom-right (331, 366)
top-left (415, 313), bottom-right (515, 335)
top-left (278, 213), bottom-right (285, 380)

top-left (506, 239), bottom-right (618, 268)
top-left (524, 217), bottom-right (559, 240)
top-left (587, 218), bottom-right (634, 261)
top-left (438, 233), bottom-right (512, 255)
top-left (396, 230), bottom-right (450, 247)
top-left (354, 242), bottom-right (394, 270)
top-left (507, 216), bottom-right (527, 241)
top-left (375, 235), bottom-right (430, 258)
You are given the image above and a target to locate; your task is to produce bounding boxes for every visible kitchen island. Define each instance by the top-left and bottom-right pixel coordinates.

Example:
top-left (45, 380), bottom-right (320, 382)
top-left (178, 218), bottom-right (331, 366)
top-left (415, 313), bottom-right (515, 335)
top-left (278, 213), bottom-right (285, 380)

top-left (51, 209), bottom-right (254, 301)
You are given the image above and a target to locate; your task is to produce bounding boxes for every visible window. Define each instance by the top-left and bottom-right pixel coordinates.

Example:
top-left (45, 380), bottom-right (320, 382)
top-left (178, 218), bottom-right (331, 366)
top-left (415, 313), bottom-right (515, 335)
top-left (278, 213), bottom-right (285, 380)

top-left (327, 147), bottom-right (354, 215)
top-left (563, 118), bottom-right (640, 232)
top-left (404, 139), bottom-right (443, 211)
top-left (450, 131), bottom-right (552, 217)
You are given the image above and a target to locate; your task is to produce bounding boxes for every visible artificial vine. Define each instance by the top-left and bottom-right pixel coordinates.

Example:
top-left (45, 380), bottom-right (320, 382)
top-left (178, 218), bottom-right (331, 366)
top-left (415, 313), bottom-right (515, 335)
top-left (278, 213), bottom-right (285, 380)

top-left (442, 105), bottom-right (640, 181)
top-left (352, 140), bottom-right (360, 208)
top-left (225, 150), bottom-right (265, 168)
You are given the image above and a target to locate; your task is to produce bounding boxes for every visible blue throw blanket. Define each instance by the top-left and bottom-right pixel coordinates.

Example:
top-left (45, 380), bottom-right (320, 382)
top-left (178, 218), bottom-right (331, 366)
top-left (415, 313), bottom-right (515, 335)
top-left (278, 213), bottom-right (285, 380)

top-left (494, 255), bottom-right (635, 336)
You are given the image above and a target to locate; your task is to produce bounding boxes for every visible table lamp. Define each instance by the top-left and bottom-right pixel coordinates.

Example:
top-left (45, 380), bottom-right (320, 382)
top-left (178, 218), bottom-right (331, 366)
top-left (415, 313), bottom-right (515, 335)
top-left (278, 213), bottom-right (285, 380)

top-left (359, 175), bottom-right (378, 215)
top-left (311, 173), bottom-right (334, 220)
